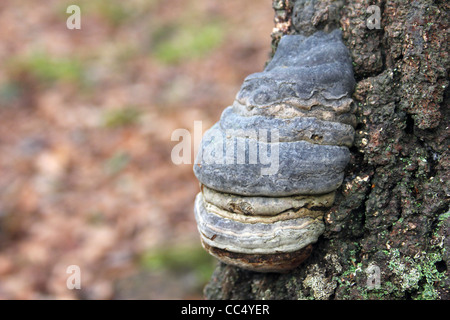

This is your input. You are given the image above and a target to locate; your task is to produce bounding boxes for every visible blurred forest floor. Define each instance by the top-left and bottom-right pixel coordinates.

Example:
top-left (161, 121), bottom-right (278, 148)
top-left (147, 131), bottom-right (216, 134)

top-left (0, 0), bottom-right (273, 299)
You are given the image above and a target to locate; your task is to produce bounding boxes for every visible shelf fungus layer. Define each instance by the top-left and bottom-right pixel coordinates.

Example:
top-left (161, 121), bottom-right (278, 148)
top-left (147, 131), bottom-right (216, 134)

top-left (193, 30), bottom-right (355, 272)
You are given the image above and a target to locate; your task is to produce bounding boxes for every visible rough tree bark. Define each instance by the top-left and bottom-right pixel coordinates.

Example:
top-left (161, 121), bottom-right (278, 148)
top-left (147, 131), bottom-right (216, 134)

top-left (204, 0), bottom-right (449, 300)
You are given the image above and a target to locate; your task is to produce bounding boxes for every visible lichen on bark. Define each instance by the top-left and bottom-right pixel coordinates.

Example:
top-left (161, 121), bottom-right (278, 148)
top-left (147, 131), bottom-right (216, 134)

top-left (204, 0), bottom-right (449, 300)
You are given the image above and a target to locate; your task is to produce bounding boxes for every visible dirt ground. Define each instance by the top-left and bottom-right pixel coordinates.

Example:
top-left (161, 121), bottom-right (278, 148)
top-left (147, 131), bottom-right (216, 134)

top-left (0, 0), bottom-right (273, 299)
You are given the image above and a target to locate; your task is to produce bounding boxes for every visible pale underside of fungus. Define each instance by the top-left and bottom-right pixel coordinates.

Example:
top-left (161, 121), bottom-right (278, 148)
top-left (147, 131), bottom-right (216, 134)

top-left (193, 29), bottom-right (356, 272)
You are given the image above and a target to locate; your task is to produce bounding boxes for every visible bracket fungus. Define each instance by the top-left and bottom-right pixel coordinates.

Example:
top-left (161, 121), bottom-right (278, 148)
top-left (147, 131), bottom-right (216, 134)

top-left (193, 30), bottom-right (356, 272)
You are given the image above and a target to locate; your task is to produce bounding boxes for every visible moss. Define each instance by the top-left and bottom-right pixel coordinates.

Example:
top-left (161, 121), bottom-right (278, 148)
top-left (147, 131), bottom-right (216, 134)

top-left (103, 151), bottom-right (130, 176)
top-left (140, 244), bottom-right (217, 285)
top-left (102, 107), bottom-right (142, 128)
top-left (152, 22), bottom-right (224, 64)
top-left (91, 1), bottom-right (132, 27)
top-left (7, 52), bottom-right (85, 87)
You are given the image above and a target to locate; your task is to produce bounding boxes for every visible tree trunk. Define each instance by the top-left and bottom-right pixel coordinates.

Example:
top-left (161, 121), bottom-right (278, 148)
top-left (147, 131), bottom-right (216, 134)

top-left (204, 0), bottom-right (449, 300)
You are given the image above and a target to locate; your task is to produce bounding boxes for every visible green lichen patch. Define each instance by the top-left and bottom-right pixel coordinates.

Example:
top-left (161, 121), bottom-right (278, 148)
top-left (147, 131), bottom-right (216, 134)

top-left (384, 248), bottom-right (446, 299)
top-left (302, 264), bottom-right (337, 300)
